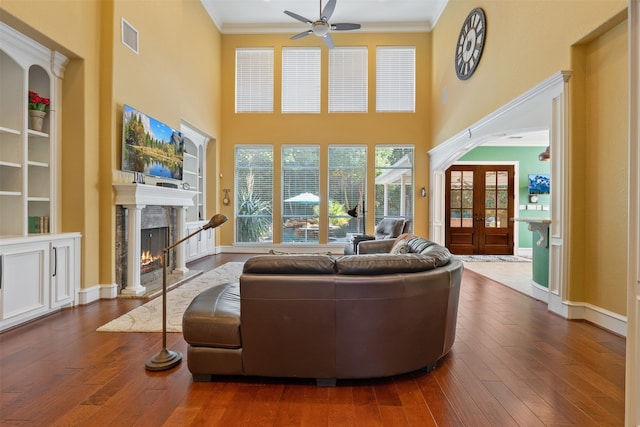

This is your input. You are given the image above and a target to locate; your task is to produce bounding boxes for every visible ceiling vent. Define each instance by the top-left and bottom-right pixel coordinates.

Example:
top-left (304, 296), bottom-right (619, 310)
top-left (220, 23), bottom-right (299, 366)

top-left (121, 18), bottom-right (139, 54)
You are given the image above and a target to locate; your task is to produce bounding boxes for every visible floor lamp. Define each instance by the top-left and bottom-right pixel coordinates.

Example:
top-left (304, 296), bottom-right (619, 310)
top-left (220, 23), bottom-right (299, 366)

top-left (145, 213), bottom-right (228, 371)
top-left (347, 198), bottom-right (366, 235)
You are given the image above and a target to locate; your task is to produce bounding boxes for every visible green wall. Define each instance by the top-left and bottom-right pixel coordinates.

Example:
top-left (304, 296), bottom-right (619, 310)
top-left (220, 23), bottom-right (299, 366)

top-left (459, 145), bottom-right (551, 249)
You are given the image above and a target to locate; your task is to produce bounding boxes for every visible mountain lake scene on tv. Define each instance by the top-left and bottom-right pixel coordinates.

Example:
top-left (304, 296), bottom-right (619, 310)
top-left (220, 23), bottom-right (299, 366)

top-left (122, 105), bottom-right (184, 180)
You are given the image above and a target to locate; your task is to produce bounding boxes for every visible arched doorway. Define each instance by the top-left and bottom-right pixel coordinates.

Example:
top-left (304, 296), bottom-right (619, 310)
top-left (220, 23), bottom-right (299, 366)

top-left (429, 71), bottom-right (571, 318)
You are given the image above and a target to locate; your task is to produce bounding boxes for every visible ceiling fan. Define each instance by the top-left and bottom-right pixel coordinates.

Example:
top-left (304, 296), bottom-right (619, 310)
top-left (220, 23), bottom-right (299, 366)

top-left (284, 0), bottom-right (361, 48)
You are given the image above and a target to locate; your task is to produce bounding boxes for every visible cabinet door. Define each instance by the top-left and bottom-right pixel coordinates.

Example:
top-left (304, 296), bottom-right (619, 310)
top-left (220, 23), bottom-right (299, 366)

top-left (0, 241), bottom-right (50, 325)
top-left (186, 225), bottom-right (200, 260)
top-left (50, 238), bottom-right (76, 309)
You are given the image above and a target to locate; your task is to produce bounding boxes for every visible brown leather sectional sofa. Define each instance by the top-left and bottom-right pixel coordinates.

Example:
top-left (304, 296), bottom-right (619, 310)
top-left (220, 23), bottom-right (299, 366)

top-left (182, 237), bottom-right (463, 386)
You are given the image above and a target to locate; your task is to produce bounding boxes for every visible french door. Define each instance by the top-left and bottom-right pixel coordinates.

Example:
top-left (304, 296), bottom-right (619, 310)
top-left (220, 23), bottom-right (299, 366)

top-left (445, 165), bottom-right (515, 255)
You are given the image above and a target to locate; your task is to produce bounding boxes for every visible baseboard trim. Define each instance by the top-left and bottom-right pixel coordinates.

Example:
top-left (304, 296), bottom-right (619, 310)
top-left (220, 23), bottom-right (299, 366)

top-left (77, 285), bottom-right (101, 305)
top-left (77, 283), bottom-right (118, 305)
top-left (530, 281), bottom-right (549, 302)
top-left (565, 301), bottom-right (627, 337)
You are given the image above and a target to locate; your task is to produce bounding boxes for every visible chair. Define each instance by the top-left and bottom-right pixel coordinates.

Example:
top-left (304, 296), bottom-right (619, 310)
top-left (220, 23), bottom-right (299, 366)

top-left (344, 218), bottom-right (410, 255)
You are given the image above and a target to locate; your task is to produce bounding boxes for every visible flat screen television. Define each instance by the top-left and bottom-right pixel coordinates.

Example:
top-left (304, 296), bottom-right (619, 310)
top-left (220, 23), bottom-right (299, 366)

top-left (528, 173), bottom-right (550, 195)
top-left (121, 104), bottom-right (184, 180)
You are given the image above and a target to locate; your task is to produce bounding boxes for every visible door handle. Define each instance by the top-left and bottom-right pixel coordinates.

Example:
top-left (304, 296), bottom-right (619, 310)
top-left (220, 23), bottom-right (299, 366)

top-left (52, 247), bottom-right (57, 277)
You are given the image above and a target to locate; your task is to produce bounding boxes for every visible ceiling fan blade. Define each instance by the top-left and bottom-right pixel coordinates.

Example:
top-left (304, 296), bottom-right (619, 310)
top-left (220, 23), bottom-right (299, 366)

top-left (322, 33), bottom-right (335, 49)
top-left (284, 10), bottom-right (313, 25)
top-left (331, 23), bottom-right (361, 31)
top-left (321, 0), bottom-right (337, 21)
top-left (291, 30), bottom-right (313, 40)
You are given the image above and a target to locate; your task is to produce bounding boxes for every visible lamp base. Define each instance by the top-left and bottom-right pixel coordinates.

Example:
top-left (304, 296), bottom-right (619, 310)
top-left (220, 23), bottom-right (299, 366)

top-left (145, 348), bottom-right (182, 371)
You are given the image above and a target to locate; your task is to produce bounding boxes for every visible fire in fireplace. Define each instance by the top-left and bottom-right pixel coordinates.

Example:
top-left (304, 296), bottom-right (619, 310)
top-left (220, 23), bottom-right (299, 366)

top-left (140, 227), bottom-right (169, 275)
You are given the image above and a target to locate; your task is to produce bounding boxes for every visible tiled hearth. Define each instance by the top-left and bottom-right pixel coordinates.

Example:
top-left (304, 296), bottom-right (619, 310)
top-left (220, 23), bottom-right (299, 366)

top-left (113, 184), bottom-right (196, 296)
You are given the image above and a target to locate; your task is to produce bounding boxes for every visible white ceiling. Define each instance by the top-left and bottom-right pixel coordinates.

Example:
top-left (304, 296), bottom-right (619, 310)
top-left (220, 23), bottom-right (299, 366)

top-left (200, 0), bottom-right (449, 33)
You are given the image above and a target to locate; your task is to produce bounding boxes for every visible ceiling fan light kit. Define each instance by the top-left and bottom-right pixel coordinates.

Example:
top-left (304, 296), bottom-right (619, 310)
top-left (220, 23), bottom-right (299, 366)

top-left (284, 0), bottom-right (361, 48)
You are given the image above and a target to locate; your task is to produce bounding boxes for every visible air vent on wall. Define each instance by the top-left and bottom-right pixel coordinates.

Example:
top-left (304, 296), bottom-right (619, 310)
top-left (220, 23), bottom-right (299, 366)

top-left (121, 18), bottom-right (139, 54)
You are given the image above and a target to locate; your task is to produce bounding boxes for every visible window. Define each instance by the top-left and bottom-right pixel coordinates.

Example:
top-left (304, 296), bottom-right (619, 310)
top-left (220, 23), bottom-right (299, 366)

top-left (376, 47), bottom-right (415, 112)
top-left (282, 47), bottom-right (321, 113)
top-left (329, 47), bottom-right (368, 112)
top-left (235, 48), bottom-right (274, 112)
top-left (375, 146), bottom-right (414, 226)
top-left (282, 145), bottom-right (320, 242)
top-left (235, 146), bottom-right (273, 243)
top-left (328, 146), bottom-right (367, 239)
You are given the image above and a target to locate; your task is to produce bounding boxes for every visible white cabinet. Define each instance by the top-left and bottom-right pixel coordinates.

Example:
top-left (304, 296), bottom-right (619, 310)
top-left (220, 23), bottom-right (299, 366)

top-left (185, 221), bottom-right (215, 262)
top-left (0, 234), bottom-right (80, 331)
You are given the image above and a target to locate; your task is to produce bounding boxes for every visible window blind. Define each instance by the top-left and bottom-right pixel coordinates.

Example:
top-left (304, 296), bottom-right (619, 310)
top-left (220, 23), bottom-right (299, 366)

top-left (282, 48), bottom-right (321, 113)
top-left (235, 48), bottom-right (274, 113)
top-left (376, 47), bottom-right (415, 113)
top-left (329, 47), bottom-right (368, 113)
top-left (282, 145), bottom-right (320, 243)
top-left (235, 146), bottom-right (273, 243)
top-left (328, 145), bottom-right (367, 236)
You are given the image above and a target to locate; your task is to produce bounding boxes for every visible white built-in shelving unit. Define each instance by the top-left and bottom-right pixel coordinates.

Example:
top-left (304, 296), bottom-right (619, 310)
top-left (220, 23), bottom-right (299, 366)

top-left (180, 122), bottom-right (214, 261)
top-left (0, 22), bottom-right (81, 331)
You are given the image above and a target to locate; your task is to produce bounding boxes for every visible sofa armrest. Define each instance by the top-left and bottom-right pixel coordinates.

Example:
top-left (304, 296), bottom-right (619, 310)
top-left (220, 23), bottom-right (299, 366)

top-left (357, 238), bottom-right (395, 254)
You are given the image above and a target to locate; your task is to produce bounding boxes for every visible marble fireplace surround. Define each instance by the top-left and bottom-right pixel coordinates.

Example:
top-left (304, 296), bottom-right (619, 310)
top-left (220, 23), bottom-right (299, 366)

top-left (114, 183), bottom-right (196, 296)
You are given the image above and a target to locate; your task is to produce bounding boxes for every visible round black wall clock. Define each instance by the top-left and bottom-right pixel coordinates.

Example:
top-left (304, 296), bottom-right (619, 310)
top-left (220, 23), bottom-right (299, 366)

top-left (455, 8), bottom-right (486, 80)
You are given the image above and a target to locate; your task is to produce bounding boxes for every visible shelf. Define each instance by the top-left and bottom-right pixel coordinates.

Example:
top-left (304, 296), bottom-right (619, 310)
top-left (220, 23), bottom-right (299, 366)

top-left (0, 126), bottom-right (21, 135)
top-left (27, 129), bottom-right (48, 138)
top-left (0, 160), bottom-right (22, 168)
top-left (27, 160), bottom-right (49, 168)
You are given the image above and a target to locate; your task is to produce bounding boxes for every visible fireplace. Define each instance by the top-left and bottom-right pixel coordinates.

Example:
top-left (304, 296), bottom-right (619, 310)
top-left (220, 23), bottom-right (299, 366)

top-left (140, 226), bottom-right (169, 285)
top-left (114, 183), bottom-right (196, 296)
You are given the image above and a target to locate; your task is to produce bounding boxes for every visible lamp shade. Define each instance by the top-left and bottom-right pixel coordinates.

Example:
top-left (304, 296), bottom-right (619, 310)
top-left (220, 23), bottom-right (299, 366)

top-left (538, 146), bottom-right (550, 161)
top-left (203, 213), bottom-right (228, 230)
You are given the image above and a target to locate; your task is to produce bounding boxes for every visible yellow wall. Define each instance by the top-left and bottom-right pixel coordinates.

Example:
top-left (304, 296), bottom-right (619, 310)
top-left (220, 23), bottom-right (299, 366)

top-left (430, 0), bottom-right (627, 145)
top-left (579, 19), bottom-right (628, 313)
top-left (219, 32), bottom-right (431, 244)
top-left (1, 0), bottom-right (221, 288)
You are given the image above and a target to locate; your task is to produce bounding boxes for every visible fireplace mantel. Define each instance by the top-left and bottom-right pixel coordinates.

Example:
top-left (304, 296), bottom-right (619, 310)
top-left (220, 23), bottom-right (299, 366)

top-left (114, 183), bottom-right (197, 207)
top-left (114, 183), bottom-right (196, 295)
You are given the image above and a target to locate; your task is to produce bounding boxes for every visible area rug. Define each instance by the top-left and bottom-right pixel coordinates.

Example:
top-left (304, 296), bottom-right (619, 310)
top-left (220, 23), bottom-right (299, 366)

top-left (97, 262), bottom-right (244, 333)
top-left (453, 255), bottom-right (531, 263)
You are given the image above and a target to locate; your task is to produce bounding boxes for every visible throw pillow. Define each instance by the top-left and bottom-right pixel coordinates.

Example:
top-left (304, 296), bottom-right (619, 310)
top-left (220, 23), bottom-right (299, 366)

top-left (390, 240), bottom-right (410, 254)
top-left (390, 233), bottom-right (416, 251)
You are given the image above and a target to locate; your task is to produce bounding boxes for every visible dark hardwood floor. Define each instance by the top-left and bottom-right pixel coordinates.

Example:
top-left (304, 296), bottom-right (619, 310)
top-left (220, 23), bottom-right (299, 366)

top-left (0, 253), bottom-right (625, 426)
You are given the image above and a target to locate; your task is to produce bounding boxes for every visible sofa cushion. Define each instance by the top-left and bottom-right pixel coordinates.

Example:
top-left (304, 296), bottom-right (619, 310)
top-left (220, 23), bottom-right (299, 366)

top-left (243, 254), bottom-right (336, 274)
top-left (182, 282), bottom-right (241, 349)
top-left (335, 254), bottom-right (438, 275)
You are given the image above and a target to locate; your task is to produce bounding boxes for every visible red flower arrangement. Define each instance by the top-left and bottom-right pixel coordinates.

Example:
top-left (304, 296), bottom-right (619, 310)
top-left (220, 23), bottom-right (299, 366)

top-left (28, 90), bottom-right (50, 112)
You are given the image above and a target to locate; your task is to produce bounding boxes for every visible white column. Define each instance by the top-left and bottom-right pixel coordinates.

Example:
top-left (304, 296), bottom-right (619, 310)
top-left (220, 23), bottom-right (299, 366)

top-left (174, 206), bottom-right (189, 274)
top-left (121, 204), bottom-right (146, 296)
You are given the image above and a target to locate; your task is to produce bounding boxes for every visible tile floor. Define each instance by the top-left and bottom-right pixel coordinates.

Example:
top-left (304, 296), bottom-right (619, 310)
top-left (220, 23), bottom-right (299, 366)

top-left (462, 261), bottom-right (534, 297)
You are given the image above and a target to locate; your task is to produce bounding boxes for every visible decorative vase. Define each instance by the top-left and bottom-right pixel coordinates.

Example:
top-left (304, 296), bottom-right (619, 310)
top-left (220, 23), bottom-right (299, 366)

top-left (29, 109), bottom-right (46, 132)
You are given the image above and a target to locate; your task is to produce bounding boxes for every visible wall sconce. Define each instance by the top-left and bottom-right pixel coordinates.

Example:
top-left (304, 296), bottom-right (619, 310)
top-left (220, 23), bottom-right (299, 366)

top-left (420, 187), bottom-right (427, 197)
top-left (222, 189), bottom-right (231, 206)
top-left (538, 146), bottom-right (550, 161)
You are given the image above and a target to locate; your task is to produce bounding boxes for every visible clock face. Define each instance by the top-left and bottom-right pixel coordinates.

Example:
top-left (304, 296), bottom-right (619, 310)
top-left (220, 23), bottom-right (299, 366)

top-left (455, 8), bottom-right (486, 80)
